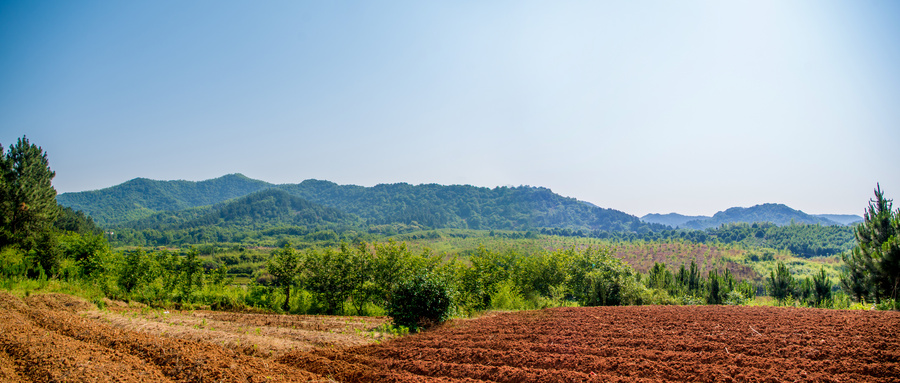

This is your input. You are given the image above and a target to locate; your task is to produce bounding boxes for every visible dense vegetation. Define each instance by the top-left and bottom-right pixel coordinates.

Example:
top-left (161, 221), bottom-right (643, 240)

top-left (58, 173), bottom-right (857, 260)
top-left (60, 176), bottom-right (669, 235)
top-left (840, 185), bottom-right (900, 308)
top-left (56, 174), bottom-right (273, 225)
top-left (2, 136), bottom-right (894, 333)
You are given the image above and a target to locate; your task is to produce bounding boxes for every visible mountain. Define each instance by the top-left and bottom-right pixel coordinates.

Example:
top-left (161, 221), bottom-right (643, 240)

top-left (56, 174), bottom-right (274, 225)
top-left (641, 213), bottom-right (710, 228)
top-left (58, 175), bottom-right (665, 234)
top-left (814, 214), bottom-right (863, 225)
top-left (123, 188), bottom-right (356, 231)
top-left (678, 203), bottom-right (840, 230)
top-left (275, 180), bottom-right (659, 232)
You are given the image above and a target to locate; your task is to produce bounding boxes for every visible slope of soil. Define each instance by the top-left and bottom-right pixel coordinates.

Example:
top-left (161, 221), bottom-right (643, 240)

top-left (278, 305), bottom-right (900, 382)
top-left (87, 306), bottom-right (392, 358)
top-left (0, 292), bottom-right (326, 382)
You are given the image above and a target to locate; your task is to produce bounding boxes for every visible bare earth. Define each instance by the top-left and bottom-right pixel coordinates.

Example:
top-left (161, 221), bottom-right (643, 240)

top-left (2, 292), bottom-right (898, 382)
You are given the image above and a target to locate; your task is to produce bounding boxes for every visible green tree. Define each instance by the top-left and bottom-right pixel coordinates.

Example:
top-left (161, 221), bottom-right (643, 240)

top-left (841, 184), bottom-right (900, 304)
top-left (303, 244), bottom-right (359, 314)
top-left (179, 249), bottom-right (204, 300)
top-left (812, 266), bottom-right (832, 307)
top-left (768, 261), bottom-right (794, 304)
top-left (707, 269), bottom-right (721, 305)
top-left (119, 249), bottom-right (153, 293)
top-left (387, 273), bottom-right (452, 332)
top-left (0, 137), bottom-right (59, 256)
top-left (267, 244), bottom-right (302, 312)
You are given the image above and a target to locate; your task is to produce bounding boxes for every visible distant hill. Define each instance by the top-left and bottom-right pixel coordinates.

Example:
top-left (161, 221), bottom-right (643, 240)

top-left (814, 214), bottom-right (863, 226)
top-left (678, 203), bottom-right (840, 230)
top-left (57, 174), bottom-right (274, 226)
top-left (58, 175), bottom-right (665, 234)
top-left (123, 188), bottom-right (356, 231)
top-left (640, 213), bottom-right (709, 228)
top-left (275, 180), bottom-right (659, 232)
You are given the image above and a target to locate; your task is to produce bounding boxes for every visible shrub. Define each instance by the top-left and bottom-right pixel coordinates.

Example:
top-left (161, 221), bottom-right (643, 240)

top-left (387, 274), bottom-right (452, 332)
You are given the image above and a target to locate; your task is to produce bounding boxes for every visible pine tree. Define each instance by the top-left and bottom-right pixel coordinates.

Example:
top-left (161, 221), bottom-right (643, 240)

top-left (841, 184), bottom-right (900, 303)
top-left (0, 137), bottom-right (59, 270)
top-left (768, 261), bottom-right (794, 304)
top-left (812, 266), bottom-right (832, 307)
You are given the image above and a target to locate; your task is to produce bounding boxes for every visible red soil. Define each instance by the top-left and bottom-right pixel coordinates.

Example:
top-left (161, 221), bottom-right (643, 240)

top-left (0, 292), bottom-right (324, 382)
top-left (3, 292), bottom-right (897, 382)
top-left (278, 305), bottom-right (900, 382)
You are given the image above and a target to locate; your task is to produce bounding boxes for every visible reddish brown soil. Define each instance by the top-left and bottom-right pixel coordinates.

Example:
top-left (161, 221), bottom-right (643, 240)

top-left (278, 305), bottom-right (900, 382)
top-left (4, 292), bottom-right (898, 382)
top-left (0, 292), bottom-right (325, 382)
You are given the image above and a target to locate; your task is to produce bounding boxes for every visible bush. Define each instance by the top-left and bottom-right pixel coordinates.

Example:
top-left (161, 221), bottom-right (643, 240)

top-left (387, 274), bottom-right (452, 332)
top-left (489, 279), bottom-right (529, 310)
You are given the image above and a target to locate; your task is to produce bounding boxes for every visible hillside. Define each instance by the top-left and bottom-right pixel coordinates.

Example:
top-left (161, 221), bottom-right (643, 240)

top-left (276, 180), bottom-right (659, 232)
top-left (122, 189), bottom-right (357, 231)
top-left (58, 175), bottom-right (666, 234)
top-left (814, 214), bottom-right (863, 225)
top-left (643, 203), bottom-right (843, 230)
top-left (640, 213), bottom-right (709, 228)
top-left (57, 174), bottom-right (274, 225)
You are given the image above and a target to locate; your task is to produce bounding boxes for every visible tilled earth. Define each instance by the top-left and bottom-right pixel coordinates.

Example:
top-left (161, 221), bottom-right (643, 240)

top-left (2, 293), bottom-right (898, 382)
top-left (277, 306), bottom-right (900, 383)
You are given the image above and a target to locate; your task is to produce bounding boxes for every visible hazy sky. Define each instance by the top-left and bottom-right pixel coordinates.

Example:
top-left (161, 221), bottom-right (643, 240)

top-left (2, 1), bottom-right (898, 217)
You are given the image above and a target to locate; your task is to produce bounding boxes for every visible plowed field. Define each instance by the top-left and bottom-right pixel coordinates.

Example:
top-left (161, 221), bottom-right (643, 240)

top-left (277, 306), bottom-right (900, 383)
top-left (2, 292), bottom-right (898, 382)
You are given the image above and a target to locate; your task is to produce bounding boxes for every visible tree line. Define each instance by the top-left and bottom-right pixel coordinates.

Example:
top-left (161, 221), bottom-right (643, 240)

top-left (2, 136), bottom-right (896, 332)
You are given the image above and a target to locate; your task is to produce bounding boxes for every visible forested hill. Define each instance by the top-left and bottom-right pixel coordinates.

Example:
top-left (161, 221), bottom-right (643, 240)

top-left (640, 213), bottom-right (710, 228)
top-left (275, 180), bottom-right (663, 232)
top-left (121, 188), bottom-right (357, 231)
top-left (57, 174), bottom-right (274, 225)
top-left (814, 214), bottom-right (863, 225)
top-left (677, 203), bottom-right (841, 230)
top-left (58, 175), bottom-right (665, 233)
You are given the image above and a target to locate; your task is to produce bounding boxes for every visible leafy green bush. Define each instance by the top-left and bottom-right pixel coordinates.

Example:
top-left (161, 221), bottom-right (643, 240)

top-left (489, 279), bottom-right (529, 310)
top-left (724, 290), bottom-right (748, 305)
top-left (387, 274), bottom-right (452, 332)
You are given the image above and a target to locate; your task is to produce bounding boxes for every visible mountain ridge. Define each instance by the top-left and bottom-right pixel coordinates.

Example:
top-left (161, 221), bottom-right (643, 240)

top-left (57, 174), bottom-right (665, 233)
top-left (56, 173), bottom-right (274, 225)
top-left (641, 203), bottom-right (861, 229)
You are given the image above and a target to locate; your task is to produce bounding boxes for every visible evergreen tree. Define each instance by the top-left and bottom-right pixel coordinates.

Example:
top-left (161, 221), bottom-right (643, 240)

top-left (812, 266), bottom-right (832, 307)
top-left (0, 137), bottom-right (59, 253)
top-left (768, 261), bottom-right (794, 304)
top-left (841, 184), bottom-right (900, 303)
top-left (707, 269), bottom-right (721, 305)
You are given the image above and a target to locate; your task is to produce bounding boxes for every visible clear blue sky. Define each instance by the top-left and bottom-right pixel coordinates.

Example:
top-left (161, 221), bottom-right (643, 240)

top-left (2, 1), bottom-right (898, 217)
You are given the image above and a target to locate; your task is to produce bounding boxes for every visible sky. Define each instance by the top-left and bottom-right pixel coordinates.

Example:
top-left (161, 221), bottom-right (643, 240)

top-left (1, 1), bottom-right (898, 217)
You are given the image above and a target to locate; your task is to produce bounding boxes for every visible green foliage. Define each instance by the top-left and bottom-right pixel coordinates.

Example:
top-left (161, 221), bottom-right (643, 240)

top-left (811, 267), bottom-right (833, 307)
top-left (677, 203), bottom-right (842, 230)
top-left (603, 223), bottom-right (855, 259)
top-left (267, 244), bottom-right (301, 311)
top-left (768, 261), bottom-right (794, 304)
top-left (54, 206), bottom-right (102, 235)
top-left (841, 184), bottom-right (900, 303)
top-left (707, 270), bottom-right (722, 305)
top-left (302, 244), bottom-right (361, 314)
top-left (387, 273), bottom-right (452, 331)
top-left (118, 249), bottom-right (154, 293)
top-left (56, 173), bottom-right (273, 226)
top-left (568, 247), bottom-right (645, 306)
top-left (0, 137), bottom-right (59, 257)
